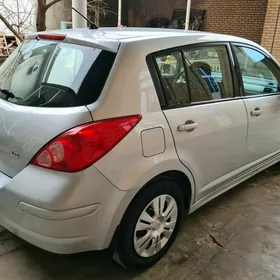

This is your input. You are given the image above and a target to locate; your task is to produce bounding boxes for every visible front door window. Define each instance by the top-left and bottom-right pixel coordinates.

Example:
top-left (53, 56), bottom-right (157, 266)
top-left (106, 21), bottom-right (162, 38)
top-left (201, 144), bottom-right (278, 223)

top-left (233, 46), bottom-right (280, 95)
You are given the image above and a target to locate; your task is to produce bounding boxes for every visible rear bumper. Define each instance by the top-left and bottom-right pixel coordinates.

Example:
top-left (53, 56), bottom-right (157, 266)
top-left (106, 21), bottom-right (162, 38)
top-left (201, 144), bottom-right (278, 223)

top-left (0, 165), bottom-right (130, 254)
top-left (0, 214), bottom-right (97, 254)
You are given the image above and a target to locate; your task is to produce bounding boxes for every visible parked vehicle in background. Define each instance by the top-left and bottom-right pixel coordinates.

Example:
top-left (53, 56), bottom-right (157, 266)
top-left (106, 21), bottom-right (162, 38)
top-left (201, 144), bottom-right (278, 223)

top-left (0, 28), bottom-right (279, 269)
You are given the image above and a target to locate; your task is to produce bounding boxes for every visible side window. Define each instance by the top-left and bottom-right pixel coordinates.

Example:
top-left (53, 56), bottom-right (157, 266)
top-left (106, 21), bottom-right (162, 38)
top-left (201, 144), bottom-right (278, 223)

top-left (184, 46), bottom-right (234, 102)
top-left (155, 51), bottom-right (190, 106)
top-left (233, 46), bottom-right (280, 96)
top-left (153, 45), bottom-right (234, 108)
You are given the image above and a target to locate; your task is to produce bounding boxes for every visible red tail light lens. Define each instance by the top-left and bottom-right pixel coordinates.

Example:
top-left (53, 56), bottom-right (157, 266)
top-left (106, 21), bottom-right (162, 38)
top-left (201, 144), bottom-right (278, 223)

top-left (31, 115), bottom-right (142, 173)
top-left (37, 34), bottom-right (66, 41)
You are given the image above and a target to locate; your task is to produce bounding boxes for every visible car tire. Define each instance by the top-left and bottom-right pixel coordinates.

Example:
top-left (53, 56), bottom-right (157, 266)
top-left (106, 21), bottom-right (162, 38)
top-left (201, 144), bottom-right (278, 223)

top-left (112, 178), bottom-right (184, 270)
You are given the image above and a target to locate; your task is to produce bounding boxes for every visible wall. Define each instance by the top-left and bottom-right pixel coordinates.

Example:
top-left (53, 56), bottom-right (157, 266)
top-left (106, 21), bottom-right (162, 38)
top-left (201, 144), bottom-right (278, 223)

top-left (46, 0), bottom-right (72, 30)
top-left (261, 0), bottom-right (280, 61)
top-left (192, 0), bottom-right (267, 44)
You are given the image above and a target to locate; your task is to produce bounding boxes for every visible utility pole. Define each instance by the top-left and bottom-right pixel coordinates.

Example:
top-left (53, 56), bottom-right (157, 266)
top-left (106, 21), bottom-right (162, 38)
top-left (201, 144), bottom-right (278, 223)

top-left (72, 0), bottom-right (87, 28)
top-left (185, 0), bottom-right (192, 30)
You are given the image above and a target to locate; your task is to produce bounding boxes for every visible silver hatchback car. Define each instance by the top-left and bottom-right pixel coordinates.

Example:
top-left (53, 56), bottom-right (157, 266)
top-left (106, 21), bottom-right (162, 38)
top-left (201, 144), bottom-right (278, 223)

top-left (0, 27), bottom-right (279, 269)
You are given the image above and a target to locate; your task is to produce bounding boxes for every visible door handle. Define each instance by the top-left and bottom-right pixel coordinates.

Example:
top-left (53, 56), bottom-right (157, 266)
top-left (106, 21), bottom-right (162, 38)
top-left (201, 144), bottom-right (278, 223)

top-left (250, 107), bottom-right (263, 117)
top-left (177, 120), bottom-right (198, 132)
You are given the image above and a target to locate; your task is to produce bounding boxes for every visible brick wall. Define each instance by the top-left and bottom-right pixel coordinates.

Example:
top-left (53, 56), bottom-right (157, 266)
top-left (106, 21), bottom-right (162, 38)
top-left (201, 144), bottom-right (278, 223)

top-left (261, 0), bottom-right (280, 61)
top-left (127, 0), bottom-right (267, 44)
top-left (192, 0), bottom-right (267, 44)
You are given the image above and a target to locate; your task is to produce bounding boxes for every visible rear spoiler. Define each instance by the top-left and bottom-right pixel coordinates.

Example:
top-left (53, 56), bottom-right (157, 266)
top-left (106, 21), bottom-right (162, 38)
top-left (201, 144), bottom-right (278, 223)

top-left (26, 32), bottom-right (120, 53)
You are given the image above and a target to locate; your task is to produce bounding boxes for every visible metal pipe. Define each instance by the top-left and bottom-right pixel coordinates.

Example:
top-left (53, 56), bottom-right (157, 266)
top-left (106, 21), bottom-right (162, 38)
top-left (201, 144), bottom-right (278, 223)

top-left (185, 0), bottom-right (192, 30)
top-left (118, 0), bottom-right (122, 26)
top-left (72, 0), bottom-right (87, 28)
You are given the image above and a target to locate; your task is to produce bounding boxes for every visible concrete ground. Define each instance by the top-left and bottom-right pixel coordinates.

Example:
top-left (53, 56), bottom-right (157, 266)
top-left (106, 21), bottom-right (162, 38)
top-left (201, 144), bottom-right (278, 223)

top-left (1, 165), bottom-right (280, 280)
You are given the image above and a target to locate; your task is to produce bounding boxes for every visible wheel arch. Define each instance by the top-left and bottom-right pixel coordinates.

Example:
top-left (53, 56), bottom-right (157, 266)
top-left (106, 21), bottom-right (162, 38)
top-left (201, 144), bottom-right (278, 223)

top-left (107, 169), bottom-right (195, 249)
top-left (151, 170), bottom-right (193, 211)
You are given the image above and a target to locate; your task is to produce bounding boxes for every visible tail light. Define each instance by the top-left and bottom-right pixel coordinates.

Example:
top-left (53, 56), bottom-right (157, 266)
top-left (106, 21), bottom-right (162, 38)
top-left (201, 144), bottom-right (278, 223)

top-left (31, 115), bottom-right (142, 173)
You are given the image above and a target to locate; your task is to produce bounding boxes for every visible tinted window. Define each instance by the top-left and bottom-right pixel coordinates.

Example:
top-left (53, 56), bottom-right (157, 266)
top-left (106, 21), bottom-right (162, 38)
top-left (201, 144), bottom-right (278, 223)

top-left (155, 51), bottom-right (189, 106)
top-left (153, 45), bottom-right (234, 107)
top-left (184, 46), bottom-right (234, 101)
top-left (233, 46), bottom-right (280, 95)
top-left (0, 40), bottom-right (116, 107)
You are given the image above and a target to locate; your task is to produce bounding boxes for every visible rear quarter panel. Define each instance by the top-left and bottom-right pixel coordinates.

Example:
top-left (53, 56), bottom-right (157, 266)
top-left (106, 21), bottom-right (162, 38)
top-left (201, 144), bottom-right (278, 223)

top-left (93, 111), bottom-right (195, 200)
top-left (90, 40), bottom-right (196, 200)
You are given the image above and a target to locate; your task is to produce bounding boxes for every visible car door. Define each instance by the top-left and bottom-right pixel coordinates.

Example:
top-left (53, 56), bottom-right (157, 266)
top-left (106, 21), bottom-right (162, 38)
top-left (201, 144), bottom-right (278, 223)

top-left (153, 43), bottom-right (248, 202)
top-left (232, 45), bottom-right (280, 163)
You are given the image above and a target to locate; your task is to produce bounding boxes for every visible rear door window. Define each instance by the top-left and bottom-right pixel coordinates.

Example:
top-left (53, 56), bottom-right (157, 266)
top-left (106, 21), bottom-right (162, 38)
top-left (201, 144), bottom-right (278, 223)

top-left (183, 45), bottom-right (234, 101)
top-left (0, 39), bottom-right (116, 107)
top-left (152, 44), bottom-right (234, 108)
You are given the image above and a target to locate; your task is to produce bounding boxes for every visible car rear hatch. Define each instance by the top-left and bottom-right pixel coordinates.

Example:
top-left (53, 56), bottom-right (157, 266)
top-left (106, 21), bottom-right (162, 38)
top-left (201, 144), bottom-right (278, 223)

top-left (0, 33), bottom-right (117, 177)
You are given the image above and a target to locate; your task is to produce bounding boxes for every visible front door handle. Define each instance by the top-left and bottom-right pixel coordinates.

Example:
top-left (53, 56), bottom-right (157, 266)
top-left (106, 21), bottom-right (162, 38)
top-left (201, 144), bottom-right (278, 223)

top-left (251, 107), bottom-right (263, 117)
top-left (177, 120), bottom-right (198, 132)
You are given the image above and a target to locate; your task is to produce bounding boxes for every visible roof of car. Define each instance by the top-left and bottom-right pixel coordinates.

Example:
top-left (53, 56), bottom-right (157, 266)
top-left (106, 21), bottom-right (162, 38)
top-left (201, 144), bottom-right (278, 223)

top-left (44, 27), bottom-right (250, 42)
top-left (33, 27), bottom-right (266, 55)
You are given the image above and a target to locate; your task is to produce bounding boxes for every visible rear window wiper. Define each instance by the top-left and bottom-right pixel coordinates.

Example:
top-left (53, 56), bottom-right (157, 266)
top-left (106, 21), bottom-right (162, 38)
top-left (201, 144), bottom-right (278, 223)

top-left (0, 86), bottom-right (15, 99)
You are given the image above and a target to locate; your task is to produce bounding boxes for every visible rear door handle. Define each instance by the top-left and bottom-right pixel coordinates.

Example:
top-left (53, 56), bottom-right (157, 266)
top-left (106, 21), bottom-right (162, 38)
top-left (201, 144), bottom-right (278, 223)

top-left (250, 107), bottom-right (263, 117)
top-left (177, 121), bottom-right (198, 132)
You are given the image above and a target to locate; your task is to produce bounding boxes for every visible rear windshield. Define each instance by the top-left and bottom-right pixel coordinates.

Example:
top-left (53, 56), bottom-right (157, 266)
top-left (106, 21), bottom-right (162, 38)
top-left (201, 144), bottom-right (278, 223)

top-left (0, 39), bottom-right (116, 107)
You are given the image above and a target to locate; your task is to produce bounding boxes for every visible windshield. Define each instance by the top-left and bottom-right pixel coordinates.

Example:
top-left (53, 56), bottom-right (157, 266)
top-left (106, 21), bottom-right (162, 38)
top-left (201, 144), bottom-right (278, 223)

top-left (0, 39), bottom-right (116, 107)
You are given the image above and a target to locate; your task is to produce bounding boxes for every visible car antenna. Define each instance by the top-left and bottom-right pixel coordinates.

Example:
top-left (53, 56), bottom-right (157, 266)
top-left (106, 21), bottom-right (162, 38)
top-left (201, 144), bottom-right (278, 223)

top-left (71, 7), bottom-right (98, 30)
